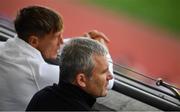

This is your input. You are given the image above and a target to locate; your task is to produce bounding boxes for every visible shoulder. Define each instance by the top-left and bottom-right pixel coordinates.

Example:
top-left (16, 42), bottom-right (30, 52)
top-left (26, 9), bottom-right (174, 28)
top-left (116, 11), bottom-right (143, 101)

top-left (27, 85), bottom-right (57, 105)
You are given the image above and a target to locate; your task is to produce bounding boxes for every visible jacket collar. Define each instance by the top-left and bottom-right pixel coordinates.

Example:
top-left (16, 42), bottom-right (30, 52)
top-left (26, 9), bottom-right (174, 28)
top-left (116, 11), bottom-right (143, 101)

top-left (58, 80), bottom-right (96, 108)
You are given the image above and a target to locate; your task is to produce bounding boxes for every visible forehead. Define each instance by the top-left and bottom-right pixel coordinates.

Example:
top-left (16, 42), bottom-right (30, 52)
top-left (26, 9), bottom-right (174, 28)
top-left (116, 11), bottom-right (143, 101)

top-left (53, 31), bottom-right (63, 36)
top-left (93, 55), bottom-right (108, 71)
top-left (42, 31), bottom-right (62, 39)
top-left (94, 55), bottom-right (107, 64)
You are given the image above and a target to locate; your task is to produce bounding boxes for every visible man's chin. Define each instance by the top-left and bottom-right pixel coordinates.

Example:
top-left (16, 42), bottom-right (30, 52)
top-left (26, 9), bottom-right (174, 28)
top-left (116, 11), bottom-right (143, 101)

top-left (42, 54), bottom-right (55, 60)
top-left (49, 55), bottom-right (58, 60)
top-left (101, 90), bottom-right (108, 97)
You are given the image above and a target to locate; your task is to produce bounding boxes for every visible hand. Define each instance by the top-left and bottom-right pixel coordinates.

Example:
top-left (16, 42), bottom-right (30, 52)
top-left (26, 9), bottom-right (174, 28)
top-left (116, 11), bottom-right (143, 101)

top-left (83, 30), bottom-right (110, 46)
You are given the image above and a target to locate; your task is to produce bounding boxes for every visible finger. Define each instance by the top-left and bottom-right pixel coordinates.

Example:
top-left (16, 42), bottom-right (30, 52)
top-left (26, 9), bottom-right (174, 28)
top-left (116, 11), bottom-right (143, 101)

top-left (88, 31), bottom-right (110, 43)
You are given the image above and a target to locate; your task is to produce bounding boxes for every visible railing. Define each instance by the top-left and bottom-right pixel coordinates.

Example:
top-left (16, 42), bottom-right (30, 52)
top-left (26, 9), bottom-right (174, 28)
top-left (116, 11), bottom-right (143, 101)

top-left (113, 69), bottom-right (180, 111)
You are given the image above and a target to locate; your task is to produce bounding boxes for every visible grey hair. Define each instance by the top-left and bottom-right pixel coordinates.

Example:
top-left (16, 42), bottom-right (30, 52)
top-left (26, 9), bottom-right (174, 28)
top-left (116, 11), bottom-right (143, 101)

top-left (59, 37), bottom-right (108, 83)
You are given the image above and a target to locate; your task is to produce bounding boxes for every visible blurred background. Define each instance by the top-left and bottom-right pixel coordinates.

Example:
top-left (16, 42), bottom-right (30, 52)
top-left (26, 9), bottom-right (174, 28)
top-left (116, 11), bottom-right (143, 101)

top-left (0, 0), bottom-right (179, 88)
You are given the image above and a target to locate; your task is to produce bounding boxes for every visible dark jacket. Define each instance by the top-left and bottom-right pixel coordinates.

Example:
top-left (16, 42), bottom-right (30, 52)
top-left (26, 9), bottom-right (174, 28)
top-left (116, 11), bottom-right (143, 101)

top-left (26, 81), bottom-right (96, 111)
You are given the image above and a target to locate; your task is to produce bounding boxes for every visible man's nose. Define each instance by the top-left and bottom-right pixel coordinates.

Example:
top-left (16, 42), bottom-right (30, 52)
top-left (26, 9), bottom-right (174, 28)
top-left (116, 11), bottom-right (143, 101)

top-left (107, 72), bottom-right (113, 80)
top-left (57, 36), bottom-right (64, 47)
top-left (60, 36), bottom-right (64, 44)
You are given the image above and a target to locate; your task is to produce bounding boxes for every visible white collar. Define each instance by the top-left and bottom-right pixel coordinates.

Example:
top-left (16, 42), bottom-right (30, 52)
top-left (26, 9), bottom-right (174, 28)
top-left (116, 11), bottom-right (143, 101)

top-left (9, 36), bottom-right (44, 61)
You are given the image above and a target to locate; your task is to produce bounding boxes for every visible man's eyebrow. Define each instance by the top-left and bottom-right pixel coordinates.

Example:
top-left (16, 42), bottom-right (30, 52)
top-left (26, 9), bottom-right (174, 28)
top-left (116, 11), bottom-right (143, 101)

top-left (101, 67), bottom-right (109, 74)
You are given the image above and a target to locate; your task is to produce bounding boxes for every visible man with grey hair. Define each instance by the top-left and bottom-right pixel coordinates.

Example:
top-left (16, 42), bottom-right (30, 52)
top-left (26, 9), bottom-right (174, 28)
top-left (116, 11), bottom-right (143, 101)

top-left (26, 37), bottom-right (113, 111)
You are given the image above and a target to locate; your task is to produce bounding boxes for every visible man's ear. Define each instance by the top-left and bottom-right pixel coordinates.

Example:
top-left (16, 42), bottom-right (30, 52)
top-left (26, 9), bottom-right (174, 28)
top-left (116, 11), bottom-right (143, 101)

top-left (76, 73), bottom-right (87, 88)
top-left (28, 36), bottom-right (39, 48)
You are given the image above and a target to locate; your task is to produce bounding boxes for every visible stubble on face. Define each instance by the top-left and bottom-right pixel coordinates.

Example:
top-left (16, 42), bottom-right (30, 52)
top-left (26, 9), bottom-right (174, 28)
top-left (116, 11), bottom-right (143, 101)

top-left (38, 31), bottom-right (63, 59)
top-left (85, 55), bottom-right (110, 97)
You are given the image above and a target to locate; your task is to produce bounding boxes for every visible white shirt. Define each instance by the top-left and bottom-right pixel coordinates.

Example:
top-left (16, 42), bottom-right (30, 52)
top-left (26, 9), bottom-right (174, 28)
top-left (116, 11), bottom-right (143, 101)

top-left (0, 37), bottom-right (114, 110)
top-left (0, 37), bottom-right (59, 110)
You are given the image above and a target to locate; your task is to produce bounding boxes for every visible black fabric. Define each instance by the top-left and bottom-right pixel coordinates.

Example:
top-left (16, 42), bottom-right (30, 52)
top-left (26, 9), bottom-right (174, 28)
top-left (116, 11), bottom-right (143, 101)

top-left (26, 81), bottom-right (96, 111)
